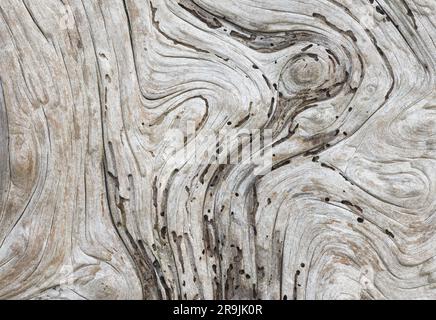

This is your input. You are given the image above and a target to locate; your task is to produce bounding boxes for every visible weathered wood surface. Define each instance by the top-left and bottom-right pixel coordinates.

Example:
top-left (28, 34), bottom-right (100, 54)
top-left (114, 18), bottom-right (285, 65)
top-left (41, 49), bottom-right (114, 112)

top-left (0, 0), bottom-right (435, 300)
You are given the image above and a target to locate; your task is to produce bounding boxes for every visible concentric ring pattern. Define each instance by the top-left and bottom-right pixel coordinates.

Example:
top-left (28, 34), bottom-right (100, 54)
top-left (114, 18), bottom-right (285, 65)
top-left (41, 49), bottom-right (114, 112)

top-left (0, 0), bottom-right (435, 299)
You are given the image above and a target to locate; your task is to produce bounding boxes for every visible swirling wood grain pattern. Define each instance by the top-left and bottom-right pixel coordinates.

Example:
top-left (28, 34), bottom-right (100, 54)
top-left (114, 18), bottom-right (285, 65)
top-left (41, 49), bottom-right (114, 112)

top-left (0, 0), bottom-right (435, 300)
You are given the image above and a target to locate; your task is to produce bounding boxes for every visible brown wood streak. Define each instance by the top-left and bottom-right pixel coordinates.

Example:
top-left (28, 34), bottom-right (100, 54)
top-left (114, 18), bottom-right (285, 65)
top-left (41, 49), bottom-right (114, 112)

top-left (0, 0), bottom-right (435, 299)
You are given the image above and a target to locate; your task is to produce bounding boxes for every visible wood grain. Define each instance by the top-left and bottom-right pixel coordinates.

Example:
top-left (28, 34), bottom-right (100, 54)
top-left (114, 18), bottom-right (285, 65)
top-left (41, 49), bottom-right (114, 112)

top-left (0, 0), bottom-right (435, 300)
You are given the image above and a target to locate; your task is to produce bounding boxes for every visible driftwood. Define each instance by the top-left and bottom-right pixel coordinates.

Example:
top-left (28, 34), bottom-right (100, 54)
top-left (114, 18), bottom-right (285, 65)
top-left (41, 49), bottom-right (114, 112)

top-left (0, 0), bottom-right (435, 300)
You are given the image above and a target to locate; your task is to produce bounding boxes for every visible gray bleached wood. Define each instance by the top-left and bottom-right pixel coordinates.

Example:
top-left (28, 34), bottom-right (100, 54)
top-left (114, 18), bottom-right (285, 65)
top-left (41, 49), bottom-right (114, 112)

top-left (0, 0), bottom-right (435, 300)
